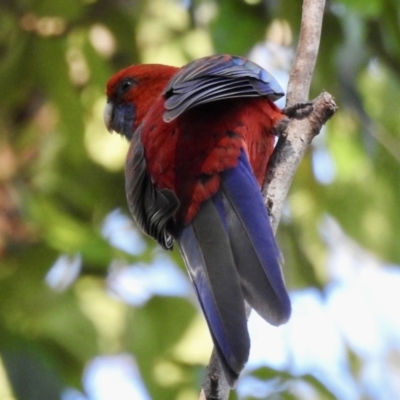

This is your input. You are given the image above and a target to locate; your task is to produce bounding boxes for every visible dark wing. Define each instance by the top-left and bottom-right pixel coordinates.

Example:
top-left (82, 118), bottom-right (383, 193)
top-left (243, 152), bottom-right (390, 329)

top-left (125, 128), bottom-right (179, 250)
top-left (163, 54), bottom-right (284, 122)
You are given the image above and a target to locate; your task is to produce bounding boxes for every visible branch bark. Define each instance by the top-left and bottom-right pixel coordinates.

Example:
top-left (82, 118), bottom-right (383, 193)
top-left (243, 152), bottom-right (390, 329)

top-left (265, 0), bottom-right (335, 231)
top-left (200, 0), bottom-right (335, 398)
top-left (265, 91), bottom-right (337, 232)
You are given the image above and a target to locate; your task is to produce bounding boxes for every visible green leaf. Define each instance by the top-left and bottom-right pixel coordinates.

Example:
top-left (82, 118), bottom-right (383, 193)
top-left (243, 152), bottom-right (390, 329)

top-left (126, 295), bottom-right (197, 399)
top-left (251, 366), bottom-right (336, 399)
top-left (337, 0), bottom-right (382, 17)
top-left (210, 0), bottom-right (267, 55)
top-left (28, 0), bottom-right (84, 21)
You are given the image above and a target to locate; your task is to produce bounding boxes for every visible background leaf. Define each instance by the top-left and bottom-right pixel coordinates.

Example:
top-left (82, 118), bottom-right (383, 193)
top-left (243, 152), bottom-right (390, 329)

top-left (1, 0), bottom-right (400, 399)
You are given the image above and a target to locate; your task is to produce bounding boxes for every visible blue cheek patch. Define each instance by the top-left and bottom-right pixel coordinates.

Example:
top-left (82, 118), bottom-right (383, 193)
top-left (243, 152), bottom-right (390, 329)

top-left (113, 103), bottom-right (136, 140)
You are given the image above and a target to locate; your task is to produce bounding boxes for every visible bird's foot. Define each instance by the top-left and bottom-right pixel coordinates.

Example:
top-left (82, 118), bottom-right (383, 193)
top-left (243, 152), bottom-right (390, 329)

top-left (282, 101), bottom-right (314, 119)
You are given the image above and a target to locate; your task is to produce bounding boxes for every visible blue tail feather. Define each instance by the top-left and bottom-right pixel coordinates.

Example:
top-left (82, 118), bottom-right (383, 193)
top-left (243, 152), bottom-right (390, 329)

top-left (219, 150), bottom-right (291, 324)
top-left (176, 199), bottom-right (249, 387)
top-left (175, 149), bottom-right (290, 387)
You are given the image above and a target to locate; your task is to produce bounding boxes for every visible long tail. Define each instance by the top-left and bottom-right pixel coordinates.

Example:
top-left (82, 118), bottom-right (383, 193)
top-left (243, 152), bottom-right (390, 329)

top-left (176, 150), bottom-right (291, 386)
top-left (177, 199), bottom-right (249, 386)
top-left (220, 150), bottom-right (291, 325)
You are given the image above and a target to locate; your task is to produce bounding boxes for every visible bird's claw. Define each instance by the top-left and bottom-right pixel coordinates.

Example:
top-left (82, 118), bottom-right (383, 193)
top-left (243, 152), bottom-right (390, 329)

top-left (282, 101), bottom-right (314, 119)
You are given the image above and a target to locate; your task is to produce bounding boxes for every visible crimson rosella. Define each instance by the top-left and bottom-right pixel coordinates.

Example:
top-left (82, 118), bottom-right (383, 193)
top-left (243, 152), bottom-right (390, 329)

top-left (103, 54), bottom-right (291, 386)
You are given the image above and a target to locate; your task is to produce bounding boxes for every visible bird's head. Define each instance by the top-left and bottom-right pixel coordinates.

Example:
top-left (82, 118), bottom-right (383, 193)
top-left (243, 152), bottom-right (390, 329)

top-left (104, 64), bottom-right (178, 140)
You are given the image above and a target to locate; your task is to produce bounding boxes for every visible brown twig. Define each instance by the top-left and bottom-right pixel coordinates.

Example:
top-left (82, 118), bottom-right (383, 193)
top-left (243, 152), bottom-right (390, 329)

top-left (200, 0), bottom-right (333, 398)
top-left (265, 0), bottom-right (336, 232)
top-left (265, 91), bottom-right (337, 232)
top-left (286, 0), bottom-right (326, 107)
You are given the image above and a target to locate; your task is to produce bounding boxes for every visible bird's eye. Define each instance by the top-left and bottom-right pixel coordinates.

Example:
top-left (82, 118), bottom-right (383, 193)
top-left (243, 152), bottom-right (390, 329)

top-left (118, 79), bottom-right (134, 95)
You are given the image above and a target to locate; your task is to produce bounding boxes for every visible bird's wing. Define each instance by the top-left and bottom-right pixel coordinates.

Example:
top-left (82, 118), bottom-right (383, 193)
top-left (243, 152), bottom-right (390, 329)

top-left (163, 54), bottom-right (284, 122)
top-left (125, 127), bottom-right (179, 250)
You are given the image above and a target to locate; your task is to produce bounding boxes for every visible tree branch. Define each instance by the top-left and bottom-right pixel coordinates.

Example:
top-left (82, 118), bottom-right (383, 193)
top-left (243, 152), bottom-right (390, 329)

top-left (286, 0), bottom-right (326, 107)
top-left (265, 91), bottom-right (337, 232)
top-left (265, 0), bottom-right (336, 231)
top-left (200, 0), bottom-right (335, 398)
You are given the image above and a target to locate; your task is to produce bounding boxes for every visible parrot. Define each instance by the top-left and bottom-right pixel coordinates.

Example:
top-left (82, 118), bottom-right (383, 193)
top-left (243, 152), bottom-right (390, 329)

top-left (103, 54), bottom-right (291, 387)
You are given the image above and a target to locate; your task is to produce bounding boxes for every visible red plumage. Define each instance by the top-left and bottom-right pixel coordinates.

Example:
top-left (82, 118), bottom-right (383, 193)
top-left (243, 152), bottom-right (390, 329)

top-left (140, 96), bottom-right (283, 223)
top-left (104, 55), bottom-right (291, 387)
top-left (106, 62), bottom-right (286, 223)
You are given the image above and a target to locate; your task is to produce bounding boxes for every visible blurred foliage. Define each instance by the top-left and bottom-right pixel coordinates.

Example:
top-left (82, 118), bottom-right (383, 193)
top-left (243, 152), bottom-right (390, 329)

top-left (0, 0), bottom-right (400, 399)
